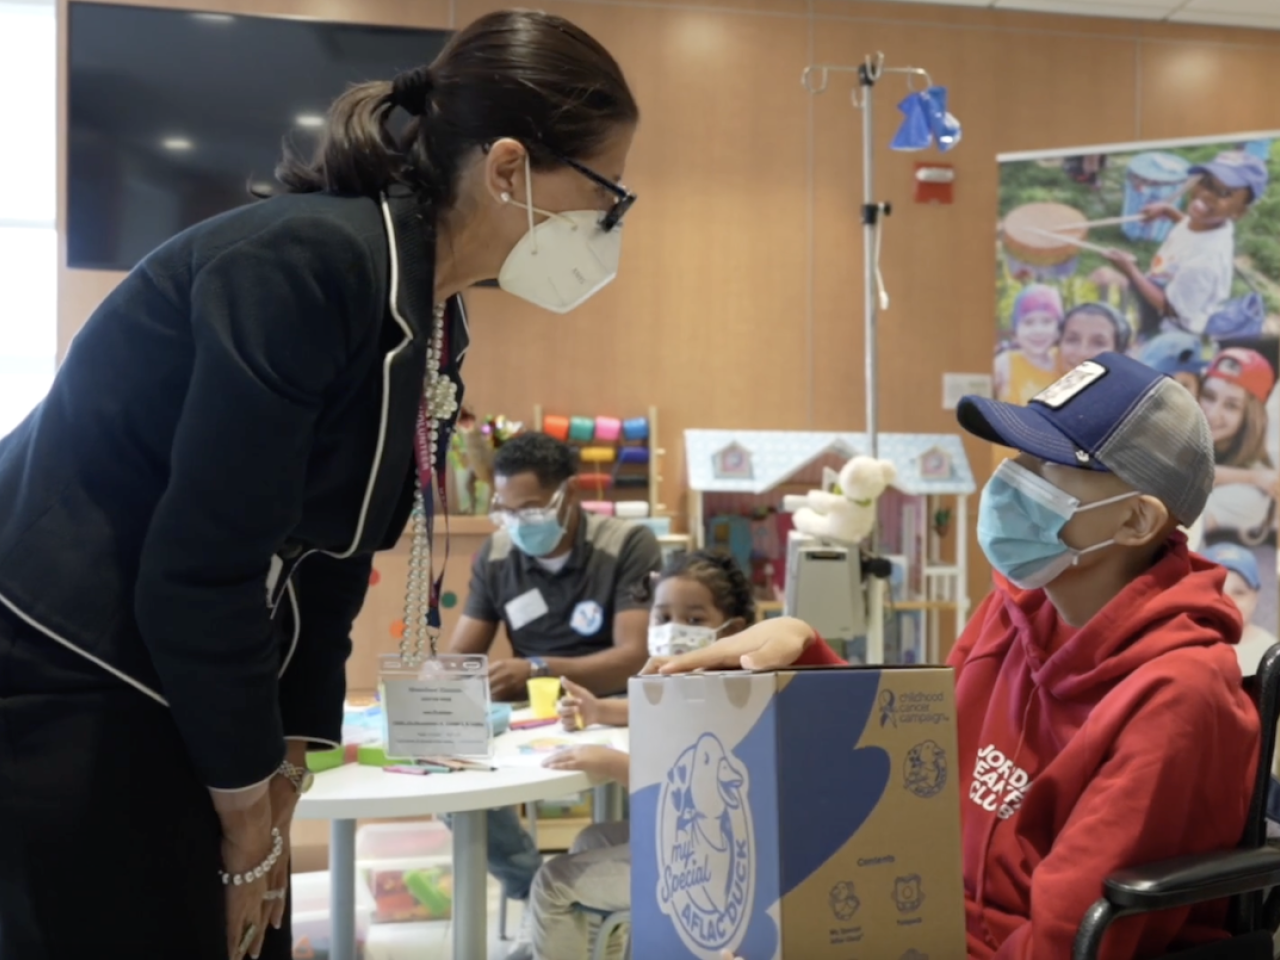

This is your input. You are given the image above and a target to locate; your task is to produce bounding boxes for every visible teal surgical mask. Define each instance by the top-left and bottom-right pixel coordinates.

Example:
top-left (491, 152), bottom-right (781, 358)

top-left (492, 483), bottom-right (569, 558)
top-left (508, 514), bottom-right (566, 557)
top-left (978, 460), bottom-right (1137, 590)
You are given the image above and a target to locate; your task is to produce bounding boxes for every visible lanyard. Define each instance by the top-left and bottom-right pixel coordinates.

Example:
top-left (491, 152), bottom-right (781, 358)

top-left (411, 317), bottom-right (452, 635)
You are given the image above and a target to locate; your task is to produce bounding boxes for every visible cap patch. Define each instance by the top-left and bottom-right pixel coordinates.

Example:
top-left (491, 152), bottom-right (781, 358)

top-left (1033, 360), bottom-right (1108, 409)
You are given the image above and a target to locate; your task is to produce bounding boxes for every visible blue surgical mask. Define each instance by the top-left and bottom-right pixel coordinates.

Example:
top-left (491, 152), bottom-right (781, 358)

top-left (507, 513), bottom-right (566, 557)
top-left (978, 460), bottom-right (1137, 590)
top-left (492, 483), bottom-right (569, 558)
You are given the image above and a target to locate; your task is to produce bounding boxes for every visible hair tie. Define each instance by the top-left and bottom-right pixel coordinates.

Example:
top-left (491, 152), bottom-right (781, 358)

top-left (390, 66), bottom-right (434, 115)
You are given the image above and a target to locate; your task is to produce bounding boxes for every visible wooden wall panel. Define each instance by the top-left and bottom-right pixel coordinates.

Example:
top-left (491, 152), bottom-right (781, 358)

top-left (56, 0), bottom-right (1280, 652)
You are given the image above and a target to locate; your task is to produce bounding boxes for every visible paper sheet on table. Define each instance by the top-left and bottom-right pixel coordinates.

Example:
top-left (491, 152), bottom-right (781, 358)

top-left (495, 729), bottom-right (628, 768)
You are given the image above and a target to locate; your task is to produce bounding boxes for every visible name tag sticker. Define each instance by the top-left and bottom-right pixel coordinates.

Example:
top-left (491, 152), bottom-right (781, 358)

top-left (379, 653), bottom-right (492, 759)
top-left (1033, 360), bottom-right (1107, 409)
top-left (505, 588), bottom-right (549, 631)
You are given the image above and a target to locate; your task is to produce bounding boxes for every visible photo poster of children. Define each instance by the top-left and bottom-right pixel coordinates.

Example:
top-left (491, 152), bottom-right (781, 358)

top-left (995, 133), bottom-right (1280, 672)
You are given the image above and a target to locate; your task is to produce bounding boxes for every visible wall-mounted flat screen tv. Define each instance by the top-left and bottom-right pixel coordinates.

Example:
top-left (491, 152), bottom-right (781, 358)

top-left (67, 3), bottom-right (450, 271)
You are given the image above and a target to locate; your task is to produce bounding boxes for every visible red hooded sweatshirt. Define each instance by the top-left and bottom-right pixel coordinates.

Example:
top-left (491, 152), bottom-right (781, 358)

top-left (795, 534), bottom-right (1260, 959)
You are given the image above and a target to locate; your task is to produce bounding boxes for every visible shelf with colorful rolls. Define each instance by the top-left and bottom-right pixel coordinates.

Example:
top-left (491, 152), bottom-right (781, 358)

top-left (532, 404), bottom-right (669, 527)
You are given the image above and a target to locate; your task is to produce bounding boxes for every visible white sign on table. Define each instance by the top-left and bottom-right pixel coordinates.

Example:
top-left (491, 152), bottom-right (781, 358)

top-left (378, 653), bottom-right (493, 759)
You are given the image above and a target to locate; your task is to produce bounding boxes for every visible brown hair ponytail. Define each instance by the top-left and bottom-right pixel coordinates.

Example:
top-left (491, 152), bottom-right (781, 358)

top-left (273, 10), bottom-right (638, 209)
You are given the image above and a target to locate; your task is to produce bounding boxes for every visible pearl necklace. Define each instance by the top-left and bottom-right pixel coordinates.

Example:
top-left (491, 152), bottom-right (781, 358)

top-left (401, 302), bottom-right (458, 666)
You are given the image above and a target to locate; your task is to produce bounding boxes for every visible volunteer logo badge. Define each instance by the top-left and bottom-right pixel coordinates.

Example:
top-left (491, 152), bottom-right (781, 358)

top-left (570, 599), bottom-right (604, 636)
top-left (904, 740), bottom-right (947, 799)
top-left (657, 733), bottom-right (754, 954)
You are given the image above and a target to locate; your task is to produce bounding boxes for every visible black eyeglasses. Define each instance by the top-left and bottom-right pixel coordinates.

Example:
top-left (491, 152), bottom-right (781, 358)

top-left (554, 154), bottom-right (636, 232)
top-left (483, 141), bottom-right (636, 232)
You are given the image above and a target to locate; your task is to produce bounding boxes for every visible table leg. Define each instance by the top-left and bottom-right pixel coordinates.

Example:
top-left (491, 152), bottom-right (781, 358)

top-left (593, 784), bottom-right (609, 824)
top-left (452, 809), bottom-right (489, 960)
top-left (593, 782), bottom-right (624, 823)
top-left (329, 818), bottom-right (357, 960)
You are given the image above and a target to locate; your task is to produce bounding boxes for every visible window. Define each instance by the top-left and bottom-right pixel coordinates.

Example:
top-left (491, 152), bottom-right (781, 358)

top-left (0, 0), bottom-right (56, 436)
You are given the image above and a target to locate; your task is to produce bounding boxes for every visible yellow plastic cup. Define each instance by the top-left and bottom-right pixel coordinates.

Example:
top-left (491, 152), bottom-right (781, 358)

top-left (526, 677), bottom-right (562, 720)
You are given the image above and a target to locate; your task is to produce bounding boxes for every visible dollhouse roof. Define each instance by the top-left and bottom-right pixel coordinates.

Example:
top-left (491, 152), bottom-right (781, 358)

top-left (684, 430), bottom-right (976, 496)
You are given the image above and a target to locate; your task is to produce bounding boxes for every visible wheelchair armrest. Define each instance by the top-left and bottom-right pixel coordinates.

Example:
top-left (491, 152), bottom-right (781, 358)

top-left (1103, 845), bottom-right (1280, 912)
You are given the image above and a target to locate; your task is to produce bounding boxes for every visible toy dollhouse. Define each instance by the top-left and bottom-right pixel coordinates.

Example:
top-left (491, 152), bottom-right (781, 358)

top-left (684, 430), bottom-right (976, 663)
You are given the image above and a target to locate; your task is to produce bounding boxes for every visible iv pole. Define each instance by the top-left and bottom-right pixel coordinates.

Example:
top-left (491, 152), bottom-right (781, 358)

top-left (801, 54), bottom-right (935, 665)
top-left (801, 53), bottom-right (934, 460)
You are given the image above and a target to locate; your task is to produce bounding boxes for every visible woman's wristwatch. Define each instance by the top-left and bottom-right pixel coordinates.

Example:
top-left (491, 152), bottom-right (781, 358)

top-left (528, 656), bottom-right (550, 678)
top-left (276, 758), bottom-right (315, 795)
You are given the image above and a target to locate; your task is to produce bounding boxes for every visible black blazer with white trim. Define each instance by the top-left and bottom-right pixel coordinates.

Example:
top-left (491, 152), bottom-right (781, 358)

top-left (0, 188), bottom-right (467, 789)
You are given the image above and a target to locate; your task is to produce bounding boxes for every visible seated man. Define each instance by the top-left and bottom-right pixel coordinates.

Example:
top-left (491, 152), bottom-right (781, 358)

top-left (657, 353), bottom-right (1261, 959)
top-left (446, 431), bottom-right (660, 909)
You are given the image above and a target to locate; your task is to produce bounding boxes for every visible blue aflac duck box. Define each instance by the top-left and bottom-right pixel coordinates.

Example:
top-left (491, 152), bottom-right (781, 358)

top-left (629, 667), bottom-right (965, 960)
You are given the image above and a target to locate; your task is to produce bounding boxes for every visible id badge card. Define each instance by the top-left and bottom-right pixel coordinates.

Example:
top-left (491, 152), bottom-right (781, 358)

top-left (378, 653), bottom-right (493, 760)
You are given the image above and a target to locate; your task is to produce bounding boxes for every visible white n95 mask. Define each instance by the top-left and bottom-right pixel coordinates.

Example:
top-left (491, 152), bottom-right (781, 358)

top-left (497, 155), bottom-right (622, 315)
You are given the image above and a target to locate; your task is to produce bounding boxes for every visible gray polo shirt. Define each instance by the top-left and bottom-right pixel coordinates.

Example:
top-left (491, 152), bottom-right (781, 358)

top-left (464, 510), bottom-right (662, 659)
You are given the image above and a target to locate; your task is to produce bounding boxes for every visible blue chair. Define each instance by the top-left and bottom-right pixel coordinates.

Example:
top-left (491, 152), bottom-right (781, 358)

top-left (1073, 644), bottom-right (1280, 959)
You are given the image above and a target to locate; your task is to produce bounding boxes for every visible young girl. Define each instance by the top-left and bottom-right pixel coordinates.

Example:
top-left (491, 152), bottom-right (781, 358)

top-left (1199, 347), bottom-right (1277, 543)
top-left (507, 551), bottom-right (754, 960)
top-left (1057, 301), bottom-right (1132, 373)
top-left (995, 284), bottom-right (1063, 404)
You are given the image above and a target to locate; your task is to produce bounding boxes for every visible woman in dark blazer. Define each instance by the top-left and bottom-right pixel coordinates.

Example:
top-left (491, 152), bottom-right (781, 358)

top-left (0, 10), bottom-right (637, 960)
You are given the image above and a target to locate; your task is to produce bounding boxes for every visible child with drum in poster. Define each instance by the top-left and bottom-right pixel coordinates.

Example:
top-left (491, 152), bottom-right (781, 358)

top-left (1106, 151), bottom-right (1269, 340)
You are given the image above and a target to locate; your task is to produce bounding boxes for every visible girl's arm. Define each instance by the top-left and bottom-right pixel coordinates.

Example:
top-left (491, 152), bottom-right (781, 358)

top-left (597, 699), bottom-right (630, 727)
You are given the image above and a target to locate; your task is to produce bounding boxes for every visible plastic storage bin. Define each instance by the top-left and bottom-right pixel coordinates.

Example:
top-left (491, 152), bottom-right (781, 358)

top-left (356, 822), bottom-right (454, 924)
top-left (291, 870), bottom-right (373, 960)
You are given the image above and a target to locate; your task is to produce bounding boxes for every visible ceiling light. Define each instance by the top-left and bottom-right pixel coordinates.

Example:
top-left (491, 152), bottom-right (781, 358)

top-left (162, 137), bottom-right (193, 151)
top-left (294, 114), bottom-right (326, 129)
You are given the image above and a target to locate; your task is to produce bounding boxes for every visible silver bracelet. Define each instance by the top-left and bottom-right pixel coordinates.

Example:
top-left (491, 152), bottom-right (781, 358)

top-left (219, 827), bottom-right (284, 886)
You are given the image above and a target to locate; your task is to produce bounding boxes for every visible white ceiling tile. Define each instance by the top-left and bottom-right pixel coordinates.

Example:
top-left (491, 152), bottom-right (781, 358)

top-left (1009, 0), bottom-right (1183, 7)
top-left (992, 0), bottom-right (1172, 18)
top-left (851, 0), bottom-right (1280, 30)
top-left (1181, 0), bottom-right (1280, 12)
top-left (1169, 9), bottom-right (1280, 26)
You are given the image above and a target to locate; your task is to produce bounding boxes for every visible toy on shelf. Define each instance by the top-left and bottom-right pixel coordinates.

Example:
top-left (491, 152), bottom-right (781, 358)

top-left (684, 430), bottom-right (975, 664)
top-left (449, 408), bottom-right (523, 515)
top-left (534, 405), bottom-right (665, 521)
top-left (791, 456), bottom-right (898, 544)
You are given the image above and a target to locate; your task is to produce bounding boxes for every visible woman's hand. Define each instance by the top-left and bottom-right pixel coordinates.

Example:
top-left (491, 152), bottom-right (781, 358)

top-left (653, 617), bottom-right (815, 675)
top-left (212, 784), bottom-right (274, 960)
top-left (262, 744), bottom-right (306, 930)
top-left (558, 677), bottom-right (599, 731)
top-left (543, 745), bottom-right (629, 786)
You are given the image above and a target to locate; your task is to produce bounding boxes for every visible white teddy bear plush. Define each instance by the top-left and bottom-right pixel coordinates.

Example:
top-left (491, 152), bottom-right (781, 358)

top-left (791, 456), bottom-right (898, 544)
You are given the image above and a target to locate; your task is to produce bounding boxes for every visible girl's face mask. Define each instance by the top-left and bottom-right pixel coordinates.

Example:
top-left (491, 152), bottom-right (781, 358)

top-left (647, 621), bottom-right (733, 658)
top-left (977, 459), bottom-right (1137, 590)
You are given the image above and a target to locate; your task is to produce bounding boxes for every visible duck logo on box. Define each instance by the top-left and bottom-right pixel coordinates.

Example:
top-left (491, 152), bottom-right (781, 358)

top-left (657, 733), bottom-right (755, 954)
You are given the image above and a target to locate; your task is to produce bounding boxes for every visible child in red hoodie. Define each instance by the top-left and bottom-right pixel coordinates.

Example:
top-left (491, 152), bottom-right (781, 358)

top-left (656, 351), bottom-right (1261, 959)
